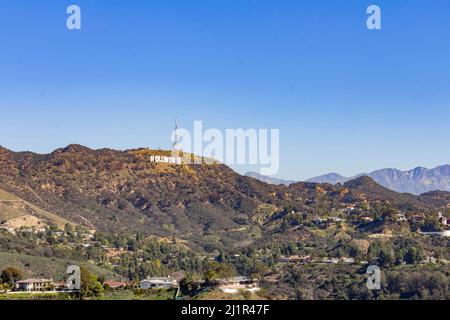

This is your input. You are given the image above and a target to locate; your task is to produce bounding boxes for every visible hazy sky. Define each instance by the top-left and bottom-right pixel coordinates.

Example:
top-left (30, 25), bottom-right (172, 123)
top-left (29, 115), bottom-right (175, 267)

top-left (1, 0), bottom-right (449, 180)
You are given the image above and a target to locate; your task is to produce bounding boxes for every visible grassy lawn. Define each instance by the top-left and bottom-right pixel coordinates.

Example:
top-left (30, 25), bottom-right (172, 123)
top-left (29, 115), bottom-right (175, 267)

top-left (0, 289), bottom-right (177, 300)
top-left (102, 289), bottom-right (177, 300)
top-left (0, 292), bottom-right (76, 300)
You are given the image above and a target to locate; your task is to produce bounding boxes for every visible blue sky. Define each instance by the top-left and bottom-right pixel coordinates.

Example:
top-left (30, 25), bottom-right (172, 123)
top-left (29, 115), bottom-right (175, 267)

top-left (1, 0), bottom-right (450, 180)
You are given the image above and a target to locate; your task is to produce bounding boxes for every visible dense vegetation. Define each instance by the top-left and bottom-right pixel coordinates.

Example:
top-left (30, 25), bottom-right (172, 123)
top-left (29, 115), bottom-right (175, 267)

top-left (0, 145), bottom-right (449, 299)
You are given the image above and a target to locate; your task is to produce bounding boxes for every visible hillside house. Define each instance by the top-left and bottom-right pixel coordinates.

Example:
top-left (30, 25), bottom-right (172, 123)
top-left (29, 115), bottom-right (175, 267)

top-left (279, 255), bottom-right (311, 264)
top-left (321, 258), bottom-right (339, 264)
top-left (329, 217), bottom-right (345, 223)
top-left (104, 280), bottom-right (127, 290)
top-left (340, 257), bottom-right (355, 264)
top-left (313, 218), bottom-right (325, 225)
top-left (15, 278), bottom-right (54, 292)
top-left (140, 277), bottom-right (178, 290)
top-left (420, 230), bottom-right (450, 238)
top-left (438, 213), bottom-right (448, 226)
top-left (396, 214), bottom-right (408, 222)
top-left (214, 277), bottom-right (260, 294)
top-left (54, 281), bottom-right (67, 291)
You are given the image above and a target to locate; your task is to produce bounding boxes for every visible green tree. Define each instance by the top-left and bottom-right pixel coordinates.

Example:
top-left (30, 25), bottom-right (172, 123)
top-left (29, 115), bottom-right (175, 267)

top-left (1, 267), bottom-right (23, 285)
top-left (403, 246), bottom-right (423, 264)
top-left (204, 262), bottom-right (236, 283)
top-left (80, 267), bottom-right (104, 298)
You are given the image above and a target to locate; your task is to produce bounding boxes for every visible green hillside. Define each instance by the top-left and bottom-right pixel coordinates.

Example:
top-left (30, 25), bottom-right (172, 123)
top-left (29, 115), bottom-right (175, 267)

top-left (0, 252), bottom-right (122, 281)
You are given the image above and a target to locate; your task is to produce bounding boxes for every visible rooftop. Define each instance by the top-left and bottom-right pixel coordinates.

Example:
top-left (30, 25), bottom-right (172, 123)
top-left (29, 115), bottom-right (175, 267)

top-left (16, 278), bottom-right (53, 284)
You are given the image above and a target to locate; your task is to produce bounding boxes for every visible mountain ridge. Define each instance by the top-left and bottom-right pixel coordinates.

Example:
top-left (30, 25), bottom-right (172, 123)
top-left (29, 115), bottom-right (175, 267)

top-left (247, 165), bottom-right (450, 195)
top-left (306, 165), bottom-right (450, 195)
top-left (1, 145), bottom-right (448, 251)
top-left (245, 171), bottom-right (296, 186)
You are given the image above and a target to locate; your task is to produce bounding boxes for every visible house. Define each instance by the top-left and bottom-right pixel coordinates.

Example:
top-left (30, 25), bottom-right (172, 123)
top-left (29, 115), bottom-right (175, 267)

top-left (439, 214), bottom-right (448, 226)
top-left (54, 281), bottom-right (67, 291)
top-left (279, 255), bottom-right (311, 264)
top-left (81, 233), bottom-right (95, 241)
top-left (321, 258), bottom-right (339, 264)
top-left (422, 256), bottom-right (437, 264)
top-left (214, 277), bottom-right (260, 294)
top-left (344, 203), bottom-right (356, 211)
top-left (396, 214), bottom-right (408, 222)
top-left (420, 230), bottom-right (450, 238)
top-left (104, 280), bottom-right (127, 290)
top-left (313, 218), bottom-right (325, 225)
top-left (412, 215), bottom-right (425, 223)
top-left (140, 277), bottom-right (178, 290)
top-left (340, 257), bottom-right (355, 264)
top-left (329, 217), bottom-right (345, 223)
top-left (15, 278), bottom-right (54, 292)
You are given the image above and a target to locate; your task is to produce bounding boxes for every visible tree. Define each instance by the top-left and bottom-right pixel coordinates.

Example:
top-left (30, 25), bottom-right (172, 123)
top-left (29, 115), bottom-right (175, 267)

top-left (80, 267), bottom-right (104, 298)
top-left (368, 241), bottom-right (394, 267)
top-left (180, 274), bottom-right (203, 296)
top-left (204, 262), bottom-right (236, 283)
top-left (250, 261), bottom-right (269, 279)
top-left (1, 267), bottom-right (23, 285)
top-left (403, 246), bottom-right (423, 264)
top-left (240, 289), bottom-right (252, 300)
top-left (379, 247), bottom-right (394, 267)
top-left (423, 217), bottom-right (443, 232)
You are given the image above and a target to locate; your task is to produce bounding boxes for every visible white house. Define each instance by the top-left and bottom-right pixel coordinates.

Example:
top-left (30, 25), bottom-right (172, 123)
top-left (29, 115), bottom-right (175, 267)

top-left (214, 277), bottom-right (260, 294)
top-left (395, 214), bottom-right (408, 222)
top-left (15, 278), bottom-right (54, 292)
top-left (420, 230), bottom-right (450, 238)
top-left (140, 277), bottom-right (178, 290)
top-left (341, 257), bottom-right (355, 264)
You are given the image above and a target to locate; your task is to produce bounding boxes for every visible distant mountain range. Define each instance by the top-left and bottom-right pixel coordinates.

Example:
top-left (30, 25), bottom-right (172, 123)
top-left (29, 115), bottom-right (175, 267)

top-left (247, 165), bottom-right (450, 195)
top-left (245, 172), bottom-right (296, 186)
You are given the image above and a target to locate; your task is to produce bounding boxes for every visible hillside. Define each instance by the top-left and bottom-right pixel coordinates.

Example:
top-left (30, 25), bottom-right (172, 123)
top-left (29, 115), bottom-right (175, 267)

top-left (0, 188), bottom-right (77, 231)
top-left (0, 145), bottom-right (449, 300)
top-left (0, 145), bottom-right (284, 250)
top-left (0, 252), bottom-right (122, 281)
top-left (342, 176), bottom-right (426, 208)
top-left (0, 145), bottom-right (448, 251)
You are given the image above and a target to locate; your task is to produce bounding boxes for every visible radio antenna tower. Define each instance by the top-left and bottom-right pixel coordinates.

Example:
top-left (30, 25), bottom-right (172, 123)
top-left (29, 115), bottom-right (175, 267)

top-left (172, 117), bottom-right (182, 152)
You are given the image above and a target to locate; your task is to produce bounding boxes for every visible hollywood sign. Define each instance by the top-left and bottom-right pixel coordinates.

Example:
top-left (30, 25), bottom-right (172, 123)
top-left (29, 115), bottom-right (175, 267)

top-left (149, 155), bottom-right (183, 165)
